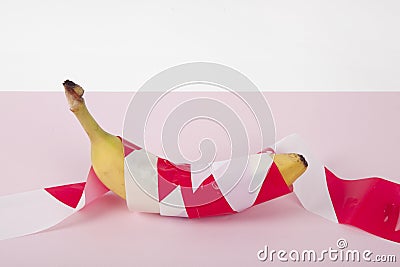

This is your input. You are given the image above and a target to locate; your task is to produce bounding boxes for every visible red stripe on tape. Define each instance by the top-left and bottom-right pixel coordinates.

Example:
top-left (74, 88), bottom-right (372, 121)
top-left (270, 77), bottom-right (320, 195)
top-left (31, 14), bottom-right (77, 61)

top-left (45, 182), bottom-right (86, 209)
top-left (326, 168), bottom-right (400, 243)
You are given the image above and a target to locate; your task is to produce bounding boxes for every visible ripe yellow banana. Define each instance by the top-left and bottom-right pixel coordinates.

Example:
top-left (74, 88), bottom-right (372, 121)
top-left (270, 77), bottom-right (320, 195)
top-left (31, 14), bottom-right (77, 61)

top-left (63, 80), bottom-right (307, 200)
top-left (63, 80), bottom-right (125, 198)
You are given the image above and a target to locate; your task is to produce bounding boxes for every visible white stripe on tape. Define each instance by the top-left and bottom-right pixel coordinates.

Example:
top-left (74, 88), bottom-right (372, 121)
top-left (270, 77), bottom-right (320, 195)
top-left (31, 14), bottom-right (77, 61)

top-left (276, 134), bottom-right (338, 222)
top-left (0, 189), bottom-right (76, 240)
top-left (125, 149), bottom-right (160, 213)
top-left (159, 186), bottom-right (188, 217)
top-left (213, 153), bottom-right (273, 212)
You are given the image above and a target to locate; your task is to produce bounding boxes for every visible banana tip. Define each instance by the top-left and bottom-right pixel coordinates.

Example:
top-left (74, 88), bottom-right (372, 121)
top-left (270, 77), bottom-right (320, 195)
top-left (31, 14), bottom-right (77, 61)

top-left (63, 80), bottom-right (77, 87)
top-left (298, 154), bottom-right (308, 168)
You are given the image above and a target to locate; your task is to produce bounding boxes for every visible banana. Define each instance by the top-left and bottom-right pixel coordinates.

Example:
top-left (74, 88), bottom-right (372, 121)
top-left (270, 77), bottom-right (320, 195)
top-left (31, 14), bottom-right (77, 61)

top-left (63, 80), bottom-right (125, 199)
top-left (273, 153), bottom-right (308, 186)
top-left (63, 80), bottom-right (307, 200)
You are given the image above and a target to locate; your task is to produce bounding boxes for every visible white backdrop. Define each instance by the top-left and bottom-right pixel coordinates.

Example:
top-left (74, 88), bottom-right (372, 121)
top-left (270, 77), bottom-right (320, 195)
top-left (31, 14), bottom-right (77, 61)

top-left (0, 0), bottom-right (399, 92)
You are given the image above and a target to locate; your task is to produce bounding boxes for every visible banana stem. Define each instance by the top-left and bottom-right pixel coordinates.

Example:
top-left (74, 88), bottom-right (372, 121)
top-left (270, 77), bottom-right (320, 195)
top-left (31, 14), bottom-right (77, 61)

top-left (63, 80), bottom-right (108, 143)
top-left (71, 103), bottom-right (108, 143)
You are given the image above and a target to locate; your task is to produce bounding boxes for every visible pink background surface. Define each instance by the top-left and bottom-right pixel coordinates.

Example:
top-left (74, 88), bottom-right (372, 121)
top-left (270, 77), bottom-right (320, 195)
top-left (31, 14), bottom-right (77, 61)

top-left (0, 92), bottom-right (399, 266)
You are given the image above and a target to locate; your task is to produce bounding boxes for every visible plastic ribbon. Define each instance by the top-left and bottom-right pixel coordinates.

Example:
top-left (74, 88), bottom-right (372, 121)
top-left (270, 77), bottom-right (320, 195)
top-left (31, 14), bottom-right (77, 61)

top-left (1, 135), bottom-right (399, 243)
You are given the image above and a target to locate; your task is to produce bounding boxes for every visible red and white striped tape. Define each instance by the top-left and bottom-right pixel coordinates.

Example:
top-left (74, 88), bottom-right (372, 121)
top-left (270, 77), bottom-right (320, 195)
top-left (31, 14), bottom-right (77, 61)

top-left (1, 135), bottom-right (399, 243)
top-left (0, 167), bottom-right (109, 240)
